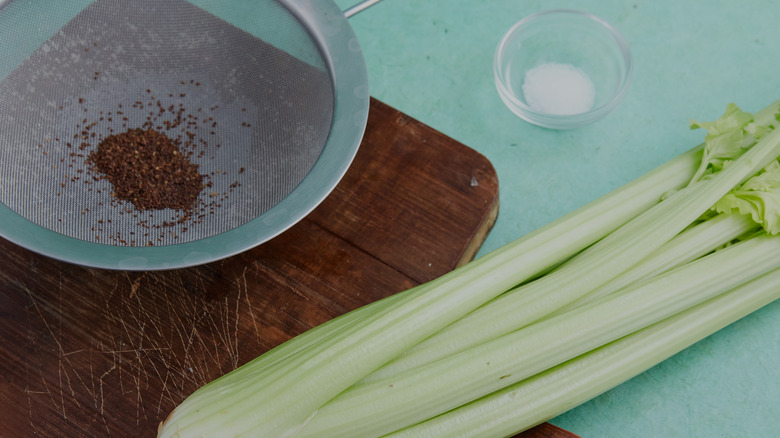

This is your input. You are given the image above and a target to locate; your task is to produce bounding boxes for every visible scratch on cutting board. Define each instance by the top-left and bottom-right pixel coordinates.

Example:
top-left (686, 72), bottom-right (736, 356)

top-left (24, 285), bottom-right (116, 436)
top-left (240, 267), bottom-right (261, 340)
top-left (24, 287), bottom-right (74, 420)
top-left (23, 382), bottom-right (49, 436)
top-left (20, 266), bottom-right (266, 435)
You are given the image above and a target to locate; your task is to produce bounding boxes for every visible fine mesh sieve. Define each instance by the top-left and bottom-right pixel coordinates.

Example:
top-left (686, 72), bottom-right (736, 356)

top-left (0, 0), bottom-right (372, 270)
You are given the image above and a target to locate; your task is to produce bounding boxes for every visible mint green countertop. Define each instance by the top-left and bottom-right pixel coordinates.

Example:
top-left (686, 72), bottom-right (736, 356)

top-left (335, 0), bottom-right (779, 436)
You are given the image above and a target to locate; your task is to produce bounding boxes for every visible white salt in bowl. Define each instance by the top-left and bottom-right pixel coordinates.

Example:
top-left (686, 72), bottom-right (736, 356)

top-left (494, 10), bottom-right (632, 129)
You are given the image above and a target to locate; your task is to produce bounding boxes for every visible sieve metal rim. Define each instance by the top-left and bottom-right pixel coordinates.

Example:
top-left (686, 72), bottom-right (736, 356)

top-left (0, 0), bottom-right (370, 271)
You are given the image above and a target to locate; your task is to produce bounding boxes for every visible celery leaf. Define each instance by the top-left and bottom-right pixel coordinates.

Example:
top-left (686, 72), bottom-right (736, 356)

top-left (689, 103), bottom-right (769, 183)
top-left (712, 160), bottom-right (780, 234)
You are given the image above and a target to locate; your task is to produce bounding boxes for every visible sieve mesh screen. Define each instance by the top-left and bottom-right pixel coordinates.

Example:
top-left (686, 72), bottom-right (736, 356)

top-left (0, 0), bottom-right (335, 247)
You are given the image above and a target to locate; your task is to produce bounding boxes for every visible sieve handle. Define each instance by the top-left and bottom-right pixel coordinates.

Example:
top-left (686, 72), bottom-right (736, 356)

top-left (343, 0), bottom-right (384, 18)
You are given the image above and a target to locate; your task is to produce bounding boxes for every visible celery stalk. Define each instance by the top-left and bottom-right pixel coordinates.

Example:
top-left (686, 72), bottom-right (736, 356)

top-left (385, 266), bottom-right (780, 438)
top-left (158, 115), bottom-right (701, 438)
top-left (361, 124), bottom-right (780, 384)
top-left (158, 100), bottom-right (780, 438)
top-left (298, 233), bottom-right (780, 438)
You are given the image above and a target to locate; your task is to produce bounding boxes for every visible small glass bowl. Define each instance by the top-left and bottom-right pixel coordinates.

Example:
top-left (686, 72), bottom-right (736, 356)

top-left (494, 9), bottom-right (632, 129)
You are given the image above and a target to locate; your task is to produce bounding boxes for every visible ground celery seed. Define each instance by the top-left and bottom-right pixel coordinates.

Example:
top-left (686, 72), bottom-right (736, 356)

top-left (86, 128), bottom-right (204, 211)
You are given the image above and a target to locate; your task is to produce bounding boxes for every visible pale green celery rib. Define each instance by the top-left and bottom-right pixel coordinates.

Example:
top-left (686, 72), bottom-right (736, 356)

top-left (753, 99), bottom-right (780, 127)
top-left (362, 126), bottom-right (780, 384)
top-left (158, 137), bottom-right (701, 437)
top-left (551, 212), bottom-right (759, 316)
top-left (299, 234), bottom-right (780, 438)
top-left (385, 267), bottom-right (780, 438)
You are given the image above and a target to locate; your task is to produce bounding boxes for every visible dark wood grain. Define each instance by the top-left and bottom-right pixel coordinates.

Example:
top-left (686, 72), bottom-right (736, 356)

top-left (0, 99), bottom-right (576, 437)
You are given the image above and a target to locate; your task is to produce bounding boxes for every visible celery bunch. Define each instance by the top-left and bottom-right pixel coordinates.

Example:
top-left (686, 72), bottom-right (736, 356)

top-left (158, 100), bottom-right (780, 438)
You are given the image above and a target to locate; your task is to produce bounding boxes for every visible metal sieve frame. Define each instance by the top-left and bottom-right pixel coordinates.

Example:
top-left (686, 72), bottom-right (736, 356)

top-left (0, 0), bottom-right (370, 270)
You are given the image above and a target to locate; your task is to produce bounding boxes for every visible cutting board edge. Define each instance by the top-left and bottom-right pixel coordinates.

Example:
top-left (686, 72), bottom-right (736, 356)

top-left (456, 194), bottom-right (499, 267)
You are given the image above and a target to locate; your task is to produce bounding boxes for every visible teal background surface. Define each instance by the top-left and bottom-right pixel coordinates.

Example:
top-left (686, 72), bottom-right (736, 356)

top-left (333, 0), bottom-right (779, 436)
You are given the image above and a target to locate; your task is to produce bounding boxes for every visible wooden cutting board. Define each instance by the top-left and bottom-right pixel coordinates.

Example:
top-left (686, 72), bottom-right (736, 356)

top-left (0, 99), bottom-right (577, 438)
